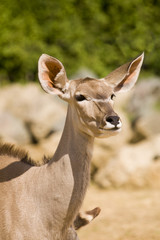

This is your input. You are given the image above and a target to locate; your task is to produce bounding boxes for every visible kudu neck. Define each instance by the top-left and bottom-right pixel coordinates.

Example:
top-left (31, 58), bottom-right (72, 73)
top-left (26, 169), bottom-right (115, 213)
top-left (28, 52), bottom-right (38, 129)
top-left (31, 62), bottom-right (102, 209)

top-left (41, 105), bottom-right (94, 234)
top-left (49, 105), bottom-right (94, 164)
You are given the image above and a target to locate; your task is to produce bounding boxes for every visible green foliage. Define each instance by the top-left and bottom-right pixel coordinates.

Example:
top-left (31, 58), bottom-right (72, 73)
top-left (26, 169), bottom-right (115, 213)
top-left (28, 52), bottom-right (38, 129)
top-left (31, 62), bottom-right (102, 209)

top-left (0, 0), bottom-right (160, 82)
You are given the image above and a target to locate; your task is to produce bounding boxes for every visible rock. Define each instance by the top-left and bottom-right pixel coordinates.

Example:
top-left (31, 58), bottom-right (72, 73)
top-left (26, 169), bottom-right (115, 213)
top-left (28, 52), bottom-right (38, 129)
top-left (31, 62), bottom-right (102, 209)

top-left (126, 78), bottom-right (160, 141)
top-left (0, 112), bottom-right (30, 144)
top-left (91, 143), bottom-right (113, 178)
top-left (94, 135), bottom-right (160, 188)
top-left (91, 110), bottom-right (132, 173)
top-left (127, 78), bottom-right (160, 117)
top-left (39, 132), bottom-right (61, 157)
top-left (23, 132), bottom-right (62, 164)
top-left (0, 83), bottom-right (66, 142)
top-left (135, 112), bottom-right (160, 138)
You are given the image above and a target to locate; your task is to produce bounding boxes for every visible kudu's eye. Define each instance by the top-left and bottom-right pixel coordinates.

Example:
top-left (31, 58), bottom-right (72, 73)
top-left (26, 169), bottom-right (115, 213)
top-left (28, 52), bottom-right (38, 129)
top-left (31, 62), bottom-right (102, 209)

top-left (75, 94), bottom-right (86, 102)
top-left (111, 94), bottom-right (116, 100)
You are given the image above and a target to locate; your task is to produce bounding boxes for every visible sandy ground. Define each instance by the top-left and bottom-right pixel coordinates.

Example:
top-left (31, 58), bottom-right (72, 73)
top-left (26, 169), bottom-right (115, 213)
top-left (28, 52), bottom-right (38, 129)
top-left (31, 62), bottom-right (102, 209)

top-left (78, 186), bottom-right (160, 240)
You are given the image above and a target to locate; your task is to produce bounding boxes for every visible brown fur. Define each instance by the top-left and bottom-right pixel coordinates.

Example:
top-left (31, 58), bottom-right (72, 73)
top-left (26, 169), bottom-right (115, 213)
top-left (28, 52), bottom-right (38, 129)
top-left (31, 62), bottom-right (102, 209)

top-left (0, 143), bottom-right (30, 162)
top-left (0, 143), bottom-right (50, 166)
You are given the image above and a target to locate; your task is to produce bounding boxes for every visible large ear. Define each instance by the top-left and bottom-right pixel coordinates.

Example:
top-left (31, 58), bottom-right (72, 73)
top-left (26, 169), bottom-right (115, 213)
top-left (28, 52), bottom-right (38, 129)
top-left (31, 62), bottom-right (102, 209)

top-left (38, 54), bottom-right (69, 98)
top-left (74, 207), bottom-right (101, 230)
top-left (104, 53), bottom-right (144, 92)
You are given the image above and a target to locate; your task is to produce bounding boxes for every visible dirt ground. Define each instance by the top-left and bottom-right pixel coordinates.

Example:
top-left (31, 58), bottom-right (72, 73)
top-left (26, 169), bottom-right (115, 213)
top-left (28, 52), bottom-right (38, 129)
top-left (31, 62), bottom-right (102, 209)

top-left (78, 185), bottom-right (160, 240)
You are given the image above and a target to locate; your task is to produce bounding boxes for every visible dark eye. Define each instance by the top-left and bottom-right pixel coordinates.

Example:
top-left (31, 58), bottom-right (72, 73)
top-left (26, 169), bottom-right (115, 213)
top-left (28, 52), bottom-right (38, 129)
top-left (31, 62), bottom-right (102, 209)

top-left (75, 94), bottom-right (86, 102)
top-left (111, 94), bottom-right (116, 100)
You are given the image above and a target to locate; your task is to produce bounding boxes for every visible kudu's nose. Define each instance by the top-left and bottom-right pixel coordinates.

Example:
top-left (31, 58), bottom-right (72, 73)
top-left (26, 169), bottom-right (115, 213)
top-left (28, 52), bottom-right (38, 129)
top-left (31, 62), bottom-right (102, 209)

top-left (106, 115), bottom-right (120, 127)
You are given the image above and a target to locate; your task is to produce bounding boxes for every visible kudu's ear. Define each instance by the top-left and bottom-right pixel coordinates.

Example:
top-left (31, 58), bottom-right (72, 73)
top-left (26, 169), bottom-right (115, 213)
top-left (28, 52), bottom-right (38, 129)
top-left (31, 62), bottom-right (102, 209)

top-left (74, 207), bottom-right (101, 230)
top-left (104, 53), bottom-right (144, 93)
top-left (38, 54), bottom-right (69, 99)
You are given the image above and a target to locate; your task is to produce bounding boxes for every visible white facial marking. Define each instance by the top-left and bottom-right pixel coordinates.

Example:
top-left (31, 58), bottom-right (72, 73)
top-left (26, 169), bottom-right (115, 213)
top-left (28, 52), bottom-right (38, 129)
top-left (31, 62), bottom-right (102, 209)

top-left (91, 98), bottom-right (109, 103)
top-left (104, 120), bottom-right (122, 130)
top-left (65, 82), bottom-right (70, 90)
top-left (117, 121), bottom-right (122, 128)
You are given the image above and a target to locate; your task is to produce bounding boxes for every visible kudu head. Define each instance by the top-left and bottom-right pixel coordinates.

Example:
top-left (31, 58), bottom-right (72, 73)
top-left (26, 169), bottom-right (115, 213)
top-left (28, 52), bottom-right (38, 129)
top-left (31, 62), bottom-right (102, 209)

top-left (38, 53), bottom-right (144, 138)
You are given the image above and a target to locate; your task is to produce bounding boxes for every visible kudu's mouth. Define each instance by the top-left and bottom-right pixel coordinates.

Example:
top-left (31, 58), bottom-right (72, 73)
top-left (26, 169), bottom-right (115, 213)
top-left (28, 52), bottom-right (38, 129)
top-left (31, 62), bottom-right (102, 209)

top-left (107, 126), bottom-right (121, 131)
top-left (99, 120), bottom-right (122, 132)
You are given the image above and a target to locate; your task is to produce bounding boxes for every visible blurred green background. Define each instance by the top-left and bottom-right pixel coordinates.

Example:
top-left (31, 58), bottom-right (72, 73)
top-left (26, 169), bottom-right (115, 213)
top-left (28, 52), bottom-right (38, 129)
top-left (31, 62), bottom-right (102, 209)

top-left (0, 0), bottom-right (160, 83)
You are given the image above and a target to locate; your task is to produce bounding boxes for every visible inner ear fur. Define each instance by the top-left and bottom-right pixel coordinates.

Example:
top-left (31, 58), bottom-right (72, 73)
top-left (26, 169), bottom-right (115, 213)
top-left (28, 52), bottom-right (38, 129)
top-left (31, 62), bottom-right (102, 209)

top-left (38, 54), bottom-right (68, 95)
top-left (104, 53), bottom-right (144, 92)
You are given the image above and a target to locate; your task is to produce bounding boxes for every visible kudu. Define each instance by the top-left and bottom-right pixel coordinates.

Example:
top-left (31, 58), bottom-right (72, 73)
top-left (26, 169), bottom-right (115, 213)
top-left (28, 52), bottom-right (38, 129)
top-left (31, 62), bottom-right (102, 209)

top-left (0, 53), bottom-right (144, 240)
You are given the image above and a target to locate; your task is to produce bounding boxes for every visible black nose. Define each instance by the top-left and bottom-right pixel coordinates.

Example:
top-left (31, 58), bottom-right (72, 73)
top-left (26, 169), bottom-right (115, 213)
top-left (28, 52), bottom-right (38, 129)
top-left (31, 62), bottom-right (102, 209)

top-left (106, 116), bottom-right (120, 126)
